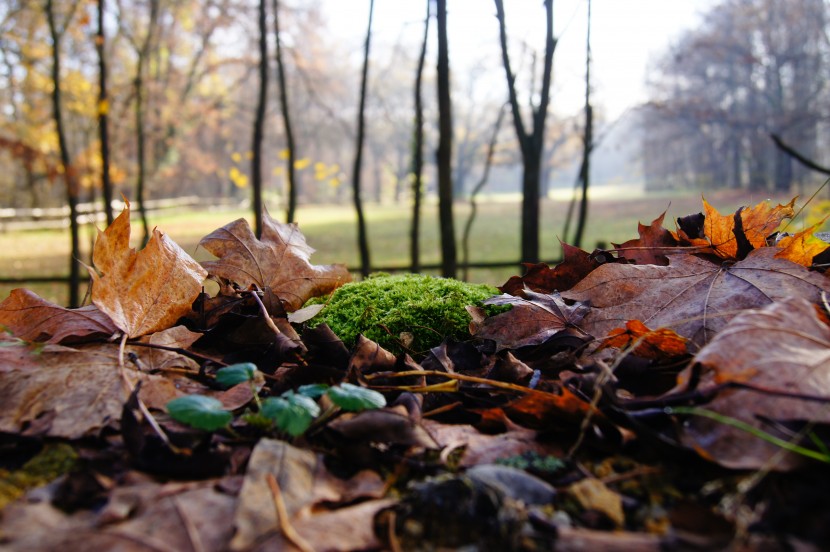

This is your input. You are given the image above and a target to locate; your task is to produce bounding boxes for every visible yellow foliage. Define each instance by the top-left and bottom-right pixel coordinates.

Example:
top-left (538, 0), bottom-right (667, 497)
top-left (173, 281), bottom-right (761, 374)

top-left (229, 167), bottom-right (248, 188)
top-left (231, 152), bottom-right (242, 163)
top-left (294, 158), bottom-right (310, 170)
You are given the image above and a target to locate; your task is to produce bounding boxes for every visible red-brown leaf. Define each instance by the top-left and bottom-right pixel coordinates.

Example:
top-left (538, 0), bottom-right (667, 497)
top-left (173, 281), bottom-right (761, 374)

top-left (0, 288), bottom-right (117, 343)
top-left (676, 297), bottom-right (830, 470)
top-left (562, 248), bottom-right (828, 346)
top-left (499, 242), bottom-right (600, 295)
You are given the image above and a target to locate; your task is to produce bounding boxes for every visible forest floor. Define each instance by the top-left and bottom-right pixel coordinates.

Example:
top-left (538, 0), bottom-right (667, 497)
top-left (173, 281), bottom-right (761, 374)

top-left (0, 190), bottom-right (828, 550)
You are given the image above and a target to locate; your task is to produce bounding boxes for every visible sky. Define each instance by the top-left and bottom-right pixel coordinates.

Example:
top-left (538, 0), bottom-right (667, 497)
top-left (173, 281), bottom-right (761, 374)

top-left (319, 0), bottom-right (718, 121)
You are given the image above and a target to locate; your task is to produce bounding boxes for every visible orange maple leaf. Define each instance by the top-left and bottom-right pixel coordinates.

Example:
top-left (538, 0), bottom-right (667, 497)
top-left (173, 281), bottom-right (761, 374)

top-left (600, 319), bottom-right (688, 359)
top-left (774, 219), bottom-right (830, 267)
top-left (89, 202), bottom-right (208, 338)
top-left (680, 197), bottom-right (795, 260)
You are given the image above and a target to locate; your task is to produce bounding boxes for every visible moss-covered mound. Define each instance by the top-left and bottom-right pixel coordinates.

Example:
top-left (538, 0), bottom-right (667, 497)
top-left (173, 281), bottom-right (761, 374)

top-left (308, 274), bottom-right (498, 355)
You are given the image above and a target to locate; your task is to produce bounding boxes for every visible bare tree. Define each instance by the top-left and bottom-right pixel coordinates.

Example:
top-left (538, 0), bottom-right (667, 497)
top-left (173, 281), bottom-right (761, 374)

top-left (252, 0), bottom-right (268, 237)
top-left (96, 0), bottom-right (114, 226)
top-left (45, 0), bottom-right (82, 307)
top-left (572, 0), bottom-right (592, 248)
top-left (272, 0), bottom-right (297, 223)
top-left (410, 0), bottom-right (429, 273)
top-left (351, 0), bottom-right (374, 277)
top-left (436, 0), bottom-right (456, 277)
top-left (494, 0), bottom-right (555, 264)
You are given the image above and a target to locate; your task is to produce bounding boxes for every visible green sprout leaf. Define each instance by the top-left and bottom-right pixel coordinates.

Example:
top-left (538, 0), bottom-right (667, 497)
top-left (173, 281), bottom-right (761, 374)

top-left (166, 395), bottom-right (232, 431)
top-left (261, 392), bottom-right (321, 436)
top-left (326, 383), bottom-right (386, 412)
top-left (297, 383), bottom-right (329, 399)
top-left (215, 362), bottom-right (259, 387)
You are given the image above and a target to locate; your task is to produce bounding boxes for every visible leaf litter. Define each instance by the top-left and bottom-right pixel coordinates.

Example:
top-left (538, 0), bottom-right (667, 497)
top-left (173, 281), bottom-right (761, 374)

top-left (0, 197), bottom-right (829, 550)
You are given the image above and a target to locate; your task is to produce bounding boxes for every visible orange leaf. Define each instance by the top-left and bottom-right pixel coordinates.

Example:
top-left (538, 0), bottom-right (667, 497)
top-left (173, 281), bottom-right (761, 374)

top-left (89, 202), bottom-right (208, 338)
top-left (698, 197), bottom-right (795, 260)
top-left (600, 319), bottom-right (688, 359)
top-left (774, 220), bottom-right (830, 267)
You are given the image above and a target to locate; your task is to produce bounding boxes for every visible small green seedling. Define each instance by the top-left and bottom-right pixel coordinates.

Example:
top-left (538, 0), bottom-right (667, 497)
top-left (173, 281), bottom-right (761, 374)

top-left (166, 362), bottom-right (387, 437)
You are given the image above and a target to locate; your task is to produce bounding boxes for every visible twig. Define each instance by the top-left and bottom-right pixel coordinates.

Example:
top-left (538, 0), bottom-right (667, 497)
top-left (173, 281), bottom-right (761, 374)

top-left (265, 473), bottom-right (315, 552)
top-left (172, 494), bottom-right (205, 552)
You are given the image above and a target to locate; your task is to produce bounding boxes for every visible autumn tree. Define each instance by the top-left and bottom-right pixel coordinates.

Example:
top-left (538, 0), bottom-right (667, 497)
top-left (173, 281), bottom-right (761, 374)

top-left (96, 0), bottom-right (114, 226)
top-left (410, 0), bottom-right (429, 273)
top-left (644, 0), bottom-right (830, 192)
top-left (495, 0), bottom-right (555, 264)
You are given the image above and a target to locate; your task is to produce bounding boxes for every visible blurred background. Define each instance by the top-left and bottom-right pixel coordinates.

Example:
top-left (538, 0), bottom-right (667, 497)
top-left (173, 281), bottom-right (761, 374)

top-left (1, 0), bottom-right (827, 306)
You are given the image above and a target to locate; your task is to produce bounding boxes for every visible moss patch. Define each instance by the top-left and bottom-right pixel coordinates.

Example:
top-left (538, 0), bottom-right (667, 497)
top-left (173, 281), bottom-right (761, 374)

top-left (0, 442), bottom-right (77, 510)
top-left (308, 274), bottom-right (498, 355)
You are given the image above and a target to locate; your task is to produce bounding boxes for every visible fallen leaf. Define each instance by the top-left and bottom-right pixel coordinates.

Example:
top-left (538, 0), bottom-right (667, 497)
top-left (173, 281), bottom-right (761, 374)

top-left (199, 208), bottom-right (351, 312)
top-left (600, 319), bottom-right (689, 359)
top-left (0, 342), bottom-right (124, 438)
top-left (614, 211), bottom-right (684, 265)
top-left (567, 477), bottom-right (625, 528)
top-left (774, 222), bottom-right (830, 268)
top-left (90, 203), bottom-right (208, 338)
top-left (563, 248), bottom-right (829, 346)
top-left (499, 242), bottom-right (602, 294)
top-left (681, 197), bottom-right (795, 260)
top-left (0, 288), bottom-right (117, 343)
top-left (468, 289), bottom-right (590, 351)
top-left (676, 297), bottom-right (830, 470)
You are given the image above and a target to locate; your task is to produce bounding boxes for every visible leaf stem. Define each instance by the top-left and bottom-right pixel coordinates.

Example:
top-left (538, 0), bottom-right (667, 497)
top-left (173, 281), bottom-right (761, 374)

top-left (665, 406), bottom-right (830, 464)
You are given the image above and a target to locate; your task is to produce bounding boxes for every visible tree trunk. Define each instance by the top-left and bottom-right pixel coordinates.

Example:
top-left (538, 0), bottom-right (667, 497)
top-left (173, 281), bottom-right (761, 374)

top-left (45, 0), bottom-right (81, 307)
top-left (251, 0), bottom-right (268, 237)
top-left (494, 0), bottom-right (555, 264)
top-left (573, 0), bottom-right (592, 249)
top-left (410, 0), bottom-right (429, 273)
top-left (272, 0), bottom-right (297, 223)
top-left (436, 0), bottom-right (457, 278)
top-left (351, 0), bottom-right (374, 277)
top-left (96, 0), bottom-right (114, 226)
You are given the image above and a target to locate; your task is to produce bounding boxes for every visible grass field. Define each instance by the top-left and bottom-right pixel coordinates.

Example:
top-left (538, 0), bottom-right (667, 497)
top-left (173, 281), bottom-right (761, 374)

top-left (0, 187), bottom-right (812, 306)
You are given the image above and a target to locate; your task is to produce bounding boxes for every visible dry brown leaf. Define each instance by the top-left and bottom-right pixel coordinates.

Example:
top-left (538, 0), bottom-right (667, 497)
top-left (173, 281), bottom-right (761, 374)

top-left (677, 297), bottom-right (830, 470)
top-left (563, 248), bottom-right (829, 346)
top-left (199, 208), bottom-right (351, 312)
top-left (0, 288), bottom-right (117, 343)
top-left (567, 477), bottom-right (625, 528)
top-left (90, 203), bottom-right (207, 338)
top-left (0, 478), bottom-right (236, 551)
top-left (468, 289), bottom-right (590, 351)
top-left (0, 342), bottom-right (124, 438)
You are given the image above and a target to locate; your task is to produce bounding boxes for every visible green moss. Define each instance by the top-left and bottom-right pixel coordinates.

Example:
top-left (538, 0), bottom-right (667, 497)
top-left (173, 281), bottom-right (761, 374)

top-left (0, 442), bottom-right (77, 510)
top-left (308, 274), bottom-right (498, 355)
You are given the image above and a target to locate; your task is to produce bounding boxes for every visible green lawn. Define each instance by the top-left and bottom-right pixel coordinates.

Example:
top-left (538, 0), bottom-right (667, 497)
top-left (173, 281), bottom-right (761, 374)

top-left (0, 189), bottom-right (810, 306)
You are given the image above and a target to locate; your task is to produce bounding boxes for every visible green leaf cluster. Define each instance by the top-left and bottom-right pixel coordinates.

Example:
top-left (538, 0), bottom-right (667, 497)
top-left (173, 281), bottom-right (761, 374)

top-left (166, 363), bottom-right (386, 436)
top-left (307, 273), bottom-right (498, 354)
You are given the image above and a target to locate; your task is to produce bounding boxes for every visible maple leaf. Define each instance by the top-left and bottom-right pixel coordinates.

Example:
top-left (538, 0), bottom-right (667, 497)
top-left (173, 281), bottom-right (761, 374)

top-left (90, 203), bottom-right (208, 338)
top-left (676, 297), bottom-right (830, 470)
top-left (614, 211), bottom-right (684, 265)
top-left (562, 248), bottom-right (829, 346)
top-left (679, 197), bottom-right (795, 260)
top-left (499, 242), bottom-right (601, 294)
top-left (468, 289), bottom-right (589, 351)
top-left (599, 319), bottom-right (688, 359)
top-left (0, 288), bottom-right (117, 343)
top-left (774, 221), bottom-right (830, 268)
top-left (199, 208), bottom-right (351, 312)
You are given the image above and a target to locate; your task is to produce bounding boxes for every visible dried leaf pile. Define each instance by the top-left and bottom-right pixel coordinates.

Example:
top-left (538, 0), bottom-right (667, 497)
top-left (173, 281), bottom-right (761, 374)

top-left (1, 197), bottom-right (829, 551)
